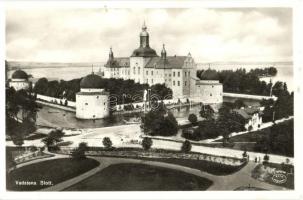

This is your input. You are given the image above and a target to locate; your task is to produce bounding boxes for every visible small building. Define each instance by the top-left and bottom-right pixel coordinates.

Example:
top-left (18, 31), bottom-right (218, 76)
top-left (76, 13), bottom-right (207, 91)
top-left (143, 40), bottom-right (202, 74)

top-left (9, 69), bottom-right (31, 91)
top-left (233, 107), bottom-right (263, 131)
top-left (76, 73), bottom-right (109, 119)
top-left (193, 69), bottom-right (223, 105)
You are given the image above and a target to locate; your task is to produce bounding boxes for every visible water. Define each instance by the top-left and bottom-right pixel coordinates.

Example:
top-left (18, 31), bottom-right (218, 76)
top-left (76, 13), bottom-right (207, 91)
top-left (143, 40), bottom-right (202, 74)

top-left (7, 66), bottom-right (101, 81)
top-left (36, 104), bottom-right (203, 129)
top-left (198, 63), bottom-right (294, 92)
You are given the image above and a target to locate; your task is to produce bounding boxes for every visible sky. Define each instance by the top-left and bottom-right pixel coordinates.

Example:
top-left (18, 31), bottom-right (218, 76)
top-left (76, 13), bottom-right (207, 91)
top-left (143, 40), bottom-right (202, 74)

top-left (6, 8), bottom-right (292, 63)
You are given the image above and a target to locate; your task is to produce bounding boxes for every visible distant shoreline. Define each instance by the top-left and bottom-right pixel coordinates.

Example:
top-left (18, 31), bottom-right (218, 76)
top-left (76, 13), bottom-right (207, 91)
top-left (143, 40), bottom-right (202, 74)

top-left (7, 61), bottom-right (293, 71)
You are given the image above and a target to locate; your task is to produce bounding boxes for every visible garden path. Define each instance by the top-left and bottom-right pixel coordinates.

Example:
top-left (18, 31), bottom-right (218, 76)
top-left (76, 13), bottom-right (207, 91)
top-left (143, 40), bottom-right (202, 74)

top-left (41, 157), bottom-right (286, 191)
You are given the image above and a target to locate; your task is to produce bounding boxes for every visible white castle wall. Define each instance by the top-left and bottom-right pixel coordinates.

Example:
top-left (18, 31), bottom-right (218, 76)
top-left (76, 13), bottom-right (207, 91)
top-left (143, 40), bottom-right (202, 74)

top-left (9, 79), bottom-right (31, 91)
top-left (36, 94), bottom-right (76, 107)
top-left (194, 80), bottom-right (223, 104)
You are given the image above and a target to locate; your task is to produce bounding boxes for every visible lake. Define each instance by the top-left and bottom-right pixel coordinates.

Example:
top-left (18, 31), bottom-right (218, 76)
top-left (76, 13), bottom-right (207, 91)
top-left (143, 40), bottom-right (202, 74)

top-left (7, 62), bottom-right (294, 92)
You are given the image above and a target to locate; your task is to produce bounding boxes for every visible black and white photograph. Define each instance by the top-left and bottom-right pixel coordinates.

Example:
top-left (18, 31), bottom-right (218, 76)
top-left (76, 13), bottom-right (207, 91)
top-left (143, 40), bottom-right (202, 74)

top-left (1, 0), bottom-right (302, 199)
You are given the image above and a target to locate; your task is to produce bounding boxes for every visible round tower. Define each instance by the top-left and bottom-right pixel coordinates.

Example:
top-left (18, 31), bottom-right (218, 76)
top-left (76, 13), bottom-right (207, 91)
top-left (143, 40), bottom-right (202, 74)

top-left (195, 69), bottom-right (223, 105)
top-left (9, 69), bottom-right (31, 91)
top-left (76, 73), bottom-right (109, 119)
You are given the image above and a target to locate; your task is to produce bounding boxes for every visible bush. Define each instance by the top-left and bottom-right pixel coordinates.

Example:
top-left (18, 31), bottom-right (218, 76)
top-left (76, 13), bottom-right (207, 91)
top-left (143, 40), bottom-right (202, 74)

top-left (188, 114), bottom-right (198, 125)
top-left (142, 137), bottom-right (153, 150)
top-left (181, 140), bottom-right (192, 153)
top-left (102, 137), bottom-right (112, 149)
top-left (263, 154), bottom-right (269, 164)
top-left (71, 142), bottom-right (88, 159)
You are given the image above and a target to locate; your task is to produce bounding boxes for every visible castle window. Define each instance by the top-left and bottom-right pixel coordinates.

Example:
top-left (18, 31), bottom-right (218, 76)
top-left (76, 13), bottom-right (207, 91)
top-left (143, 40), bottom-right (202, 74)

top-left (173, 72), bottom-right (175, 77)
top-left (169, 74), bottom-right (171, 77)
top-left (97, 96), bottom-right (99, 99)
top-left (212, 85), bottom-right (214, 88)
top-left (133, 67), bottom-right (136, 75)
top-left (151, 71), bottom-right (153, 76)
top-left (85, 103), bottom-right (88, 105)
top-left (178, 72), bottom-right (180, 77)
top-left (178, 81), bottom-right (180, 86)
top-left (146, 71), bottom-right (148, 75)
top-left (185, 81), bottom-right (187, 86)
top-left (185, 72), bottom-right (187, 76)
top-left (151, 79), bottom-right (153, 84)
top-left (138, 67), bottom-right (140, 74)
top-left (210, 93), bottom-right (212, 96)
top-left (173, 81), bottom-right (175, 86)
top-left (104, 102), bottom-right (106, 105)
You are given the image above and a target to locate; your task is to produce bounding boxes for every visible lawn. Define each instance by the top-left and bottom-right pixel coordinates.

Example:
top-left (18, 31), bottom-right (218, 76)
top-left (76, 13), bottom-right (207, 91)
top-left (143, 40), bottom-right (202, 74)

top-left (65, 163), bottom-right (213, 191)
top-left (7, 158), bottom-right (99, 191)
top-left (211, 119), bottom-right (294, 157)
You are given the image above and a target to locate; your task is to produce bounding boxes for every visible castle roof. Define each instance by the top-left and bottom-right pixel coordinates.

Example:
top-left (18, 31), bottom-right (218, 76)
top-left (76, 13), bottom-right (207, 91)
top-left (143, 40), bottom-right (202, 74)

top-left (104, 57), bottom-right (130, 68)
top-left (199, 69), bottom-right (219, 80)
top-left (145, 56), bottom-right (187, 69)
top-left (80, 73), bottom-right (104, 89)
top-left (233, 107), bottom-right (262, 120)
top-left (131, 47), bottom-right (158, 57)
top-left (12, 69), bottom-right (28, 80)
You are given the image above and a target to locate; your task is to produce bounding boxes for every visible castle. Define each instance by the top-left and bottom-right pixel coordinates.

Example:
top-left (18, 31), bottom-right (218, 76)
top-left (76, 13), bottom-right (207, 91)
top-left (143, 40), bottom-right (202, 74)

top-left (103, 22), bottom-right (197, 99)
top-left (75, 22), bottom-right (223, 119)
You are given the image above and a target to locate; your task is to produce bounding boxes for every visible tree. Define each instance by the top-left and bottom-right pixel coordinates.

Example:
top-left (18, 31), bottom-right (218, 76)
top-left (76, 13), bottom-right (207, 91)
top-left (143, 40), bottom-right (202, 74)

top-left (102, 137), bottom-right (113, 149)
top-left (181, 140), bottom-right (192, 153)
top-left (199, 105), bottom-right (214, 120)
top-left (34, 77), bottom-right (49, 95)
top-left (6, 87), bottom-right (40, 143)
top-left (263, 154), bottom-right (270, 164)
top-left (142, 104), bottom-right (178, 136)
top-left (188, 113), bottom-right (198, 125)
top-left (150, 83), bottom-right (173, 100)
top-left (242, 150), bottom-right (248, 158)
top-left (233, 99), bottom-right (245, 109)
top-left (41, 129), bottom-right (65, 150)
top-left (71, 142), bottom-right (88, 159)
top-left (141, 137), bottom-right (153, 150)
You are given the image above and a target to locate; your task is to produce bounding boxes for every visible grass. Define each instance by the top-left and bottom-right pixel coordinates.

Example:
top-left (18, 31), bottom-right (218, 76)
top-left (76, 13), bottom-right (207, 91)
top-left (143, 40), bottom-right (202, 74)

top-left (6, 158), bottom-right (99, 191)
top-left (65, 163), bottom-right (213, 191)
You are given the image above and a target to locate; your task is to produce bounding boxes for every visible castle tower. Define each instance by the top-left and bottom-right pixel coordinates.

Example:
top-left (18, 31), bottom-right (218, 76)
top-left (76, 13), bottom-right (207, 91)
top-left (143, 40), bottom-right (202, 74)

top-left (76, 73), bottom-right (109, 119)
top-left (9, 69), bottom-right (31, 91)
top-left (130, 22), bottom-right (158, 84)
top-left (140, 21), bottom-right (149, 48)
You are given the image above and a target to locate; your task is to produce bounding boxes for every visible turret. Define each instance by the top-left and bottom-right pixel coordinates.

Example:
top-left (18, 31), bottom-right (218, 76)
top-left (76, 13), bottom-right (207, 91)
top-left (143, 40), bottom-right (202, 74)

top-left (161, 44), bottom-right (167, 60)
top-left (109, 47), bottom-right (114, 60)
top-left (140, 21), bottom-right (150, 48)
